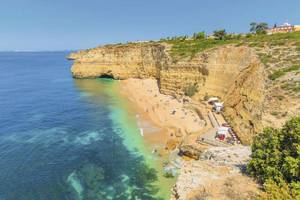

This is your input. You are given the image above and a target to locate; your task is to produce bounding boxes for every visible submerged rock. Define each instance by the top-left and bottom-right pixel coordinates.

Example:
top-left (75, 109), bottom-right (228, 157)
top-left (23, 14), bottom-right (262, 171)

top-left (163, 165), bottom-right (178, 177)
top-left (67, 163), bottom-right (106, 200)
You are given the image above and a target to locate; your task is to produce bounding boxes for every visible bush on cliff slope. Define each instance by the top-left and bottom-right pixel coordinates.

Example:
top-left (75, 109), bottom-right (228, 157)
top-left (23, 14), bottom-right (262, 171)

top-left (247, 117), bottom-right (300, 199)
top-left (192, 31), bottom-right (206, 40)
top-left (166, 31), bottom-right (300, 60)
top-left (268, 65), bottom-right (300, 80)
top-left (183, 84), bottom-right (198, 97)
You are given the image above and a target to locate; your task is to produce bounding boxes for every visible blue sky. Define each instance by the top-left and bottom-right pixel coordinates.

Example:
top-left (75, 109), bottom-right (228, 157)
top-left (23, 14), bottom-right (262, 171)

top-left (0, 0), bottom-right (299, 51)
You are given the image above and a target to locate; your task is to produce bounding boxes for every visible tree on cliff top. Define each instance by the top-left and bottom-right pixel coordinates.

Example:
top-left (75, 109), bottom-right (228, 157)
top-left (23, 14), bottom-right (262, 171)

top-left (247, 117), bottom-right (300, 199)
top-left (213, 29), bottom-right (227, 40)
top-left (250, 22), bottom-right (269, 34)
top-left (193, 31), bottom-right (206, 40)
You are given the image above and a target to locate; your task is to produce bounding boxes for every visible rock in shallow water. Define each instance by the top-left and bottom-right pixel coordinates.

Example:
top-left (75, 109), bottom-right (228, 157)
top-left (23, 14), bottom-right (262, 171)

top-left (178, 144), bottom-right (204, 160)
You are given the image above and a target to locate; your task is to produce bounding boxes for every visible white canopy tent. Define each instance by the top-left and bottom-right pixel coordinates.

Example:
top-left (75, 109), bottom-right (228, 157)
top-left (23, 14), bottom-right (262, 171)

top-left (217, 126), bottom-right (230, 136)
top-left (207, 97), bottom-right (219, 104)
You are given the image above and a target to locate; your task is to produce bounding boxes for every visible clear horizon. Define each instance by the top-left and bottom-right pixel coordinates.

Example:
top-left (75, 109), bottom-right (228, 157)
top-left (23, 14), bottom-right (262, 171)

top-left (1, 0), bottom-right (300, 51)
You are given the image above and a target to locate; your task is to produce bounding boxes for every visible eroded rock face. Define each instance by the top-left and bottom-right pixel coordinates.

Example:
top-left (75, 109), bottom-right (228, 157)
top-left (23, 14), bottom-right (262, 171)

top-left (223, 61), bottom-right (265, 144)
top-left (69, 43), bottom-right (265, 144)
top-left (179, 144), bottom-right (204, 160)
top-left (70, 43), bottom-right (167, 79)
top-left (171, 146), bottom-right (259, 200)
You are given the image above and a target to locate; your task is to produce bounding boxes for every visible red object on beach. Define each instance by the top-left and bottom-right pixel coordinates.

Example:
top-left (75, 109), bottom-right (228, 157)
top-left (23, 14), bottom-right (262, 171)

top-left (218, 134), bottom-right (225, 141)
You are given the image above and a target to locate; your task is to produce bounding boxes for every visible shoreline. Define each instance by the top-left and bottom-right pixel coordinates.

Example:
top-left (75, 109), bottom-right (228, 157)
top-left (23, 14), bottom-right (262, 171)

top-left (115, 80), bottom-right (177, 199)
top-left (75, 78), bottom-right (176, 199)
top-left (117, 78), bottom-right (260, 200)
top-left (120, 78), bottom-right (206, 131)
top-left (117, 78), bottom-right (209, 198)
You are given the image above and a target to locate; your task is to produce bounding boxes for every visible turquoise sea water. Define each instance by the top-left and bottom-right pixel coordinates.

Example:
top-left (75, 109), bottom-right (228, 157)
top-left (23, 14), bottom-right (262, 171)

top-left (0, 52), bottom-right (171, 200)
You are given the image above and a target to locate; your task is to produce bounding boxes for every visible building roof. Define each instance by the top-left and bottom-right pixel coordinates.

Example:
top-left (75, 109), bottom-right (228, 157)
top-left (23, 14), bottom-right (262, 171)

top-left (214, 102), bottom-right (224, 107)
top-left (217, 126), bottom-right (230, 135)
top-left (207, 97), bottom-right (218, 103)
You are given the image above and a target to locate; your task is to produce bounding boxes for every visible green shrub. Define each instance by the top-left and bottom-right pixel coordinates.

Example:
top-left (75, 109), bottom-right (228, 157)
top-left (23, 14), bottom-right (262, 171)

top-left (270, 40), bottom-right (286, 46)
top-left (193, 31), bottom-right (206, 40)
top-left (269, 65), bottom-right (300, 80)
top-left (163, 172), bottom-right (174, 178)
top-left (283, 65), bottom-right (300, 72)
top-left (260, 54), bottom-right (272, 65)
top-left (165, 29), bottom-right (300, 60)
top-left (281, 82), bottom-right (300, 93)
top-left (268, 70), bottom-right (285, 80)
top-left (213, 29), bottom-right (227, 40)
top-left (183, 84), bottom-right (198, 97)
top-left (246, 33), bottom-right (253, 38)
top-left (247, 117), bottom-right (300, 200)
top-left (260, 179), bottom-right (294, 200)
top-left (167, 37), bottom-right (235, 59)
top-left (271, 111), bottom-right (280, 116)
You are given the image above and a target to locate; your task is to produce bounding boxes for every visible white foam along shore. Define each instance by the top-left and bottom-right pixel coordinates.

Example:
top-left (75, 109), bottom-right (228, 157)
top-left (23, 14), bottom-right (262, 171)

top-left (139, 128), bottom-right (144, 136)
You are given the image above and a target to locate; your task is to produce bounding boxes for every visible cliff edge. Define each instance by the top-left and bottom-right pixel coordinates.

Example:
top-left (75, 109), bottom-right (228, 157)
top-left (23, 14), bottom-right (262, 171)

top-left (70, 42), bottom-right (265, 144)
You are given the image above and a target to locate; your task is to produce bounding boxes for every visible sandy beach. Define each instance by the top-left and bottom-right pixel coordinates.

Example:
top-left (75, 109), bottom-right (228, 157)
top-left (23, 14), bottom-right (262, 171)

top-left (119, 78), bottom-right (208, 153)
top-left (117, 78), bottom-right (259, 199)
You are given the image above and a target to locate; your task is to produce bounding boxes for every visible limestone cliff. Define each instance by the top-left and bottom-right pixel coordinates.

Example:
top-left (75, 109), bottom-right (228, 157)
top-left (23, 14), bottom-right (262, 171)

top-left (223, 61), bottom-right (265, 144)
top-left (70, 43), bottom-right (167, 79)
top-left (70, 43), bottom-right (265, 144)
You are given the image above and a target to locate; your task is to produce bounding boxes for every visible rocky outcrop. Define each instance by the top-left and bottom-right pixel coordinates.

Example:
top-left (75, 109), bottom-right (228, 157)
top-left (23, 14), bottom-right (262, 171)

top-left (223, 61), bottom-right (265, 144)
top-left (179, 143), bottom-right (205, 160)
top-left (70, 43), bottom-right (167, 79)
top-left (171, 146), bottom-right (259, 200)
top-left (158, 47), bottom-right (265, 144)
top-left (70, 43), bottom-right (265, 144)
top-left (160, 46), bottom-right (263, 98)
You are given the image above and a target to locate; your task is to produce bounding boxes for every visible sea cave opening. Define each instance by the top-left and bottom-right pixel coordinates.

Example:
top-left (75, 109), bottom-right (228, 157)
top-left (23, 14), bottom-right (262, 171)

top-left (99, 74), bottom-right (115, 79)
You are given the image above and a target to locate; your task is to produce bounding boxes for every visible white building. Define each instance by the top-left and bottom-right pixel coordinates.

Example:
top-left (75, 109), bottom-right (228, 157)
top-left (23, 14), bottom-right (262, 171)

top-left (267, 22), bottom-right (300, 35)
top-left (213, 102), bottom-right (224, 113)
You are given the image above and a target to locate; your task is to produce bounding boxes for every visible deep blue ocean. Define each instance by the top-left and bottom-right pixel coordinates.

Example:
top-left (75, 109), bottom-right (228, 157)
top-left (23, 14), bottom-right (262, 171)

top-left (0, 52), bottom-right (167, 200)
